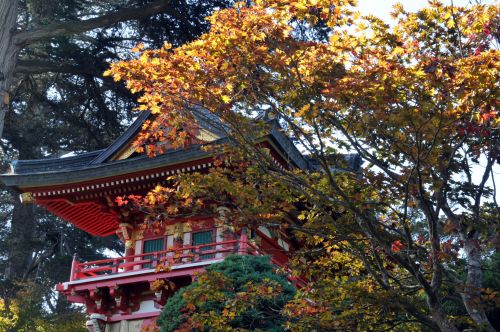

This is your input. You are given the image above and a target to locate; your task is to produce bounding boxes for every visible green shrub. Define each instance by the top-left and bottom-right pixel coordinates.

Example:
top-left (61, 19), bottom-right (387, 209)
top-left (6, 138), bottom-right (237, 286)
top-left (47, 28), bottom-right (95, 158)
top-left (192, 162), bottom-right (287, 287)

top-left (157, 255), bottom-right (295, 331)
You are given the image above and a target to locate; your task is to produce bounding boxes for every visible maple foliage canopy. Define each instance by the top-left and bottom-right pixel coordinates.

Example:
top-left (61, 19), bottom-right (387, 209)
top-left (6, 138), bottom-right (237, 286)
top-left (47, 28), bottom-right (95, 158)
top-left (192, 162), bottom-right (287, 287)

top-left (107, 1), bottom-right (499, 331)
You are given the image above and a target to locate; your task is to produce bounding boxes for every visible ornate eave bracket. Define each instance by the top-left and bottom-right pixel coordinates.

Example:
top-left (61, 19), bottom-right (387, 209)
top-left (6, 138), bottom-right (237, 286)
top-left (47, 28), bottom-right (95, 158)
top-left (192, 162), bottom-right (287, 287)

top-left (19, 192), bottom-right (34, 203)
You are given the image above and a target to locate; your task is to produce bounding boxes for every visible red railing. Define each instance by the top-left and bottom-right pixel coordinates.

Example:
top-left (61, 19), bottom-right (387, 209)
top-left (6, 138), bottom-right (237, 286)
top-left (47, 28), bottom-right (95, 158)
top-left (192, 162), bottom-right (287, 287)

top-left (69, 231), bottom-right (306, 286)
top-left (70, 239), bottom-right (241, 281)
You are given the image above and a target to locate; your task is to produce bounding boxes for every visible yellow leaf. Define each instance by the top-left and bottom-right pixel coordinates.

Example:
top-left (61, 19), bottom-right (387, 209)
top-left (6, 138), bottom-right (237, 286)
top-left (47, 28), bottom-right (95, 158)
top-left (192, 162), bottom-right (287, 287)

top-left (131, 42), bottom-right (145, 52)
top-left (415, 69), bottom-right (426, 78)
top-left (297, 104), bottom-right (311, 117)
top-left (150, 105), bottom-right (161, 114)
top-left (393, 46), bottom-right (405, 55)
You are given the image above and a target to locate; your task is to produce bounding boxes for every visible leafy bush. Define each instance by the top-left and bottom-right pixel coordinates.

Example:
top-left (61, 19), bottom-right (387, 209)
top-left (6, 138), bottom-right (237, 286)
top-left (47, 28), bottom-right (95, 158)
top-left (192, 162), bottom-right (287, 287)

top-left (157, 255), bottom-right (295, 331)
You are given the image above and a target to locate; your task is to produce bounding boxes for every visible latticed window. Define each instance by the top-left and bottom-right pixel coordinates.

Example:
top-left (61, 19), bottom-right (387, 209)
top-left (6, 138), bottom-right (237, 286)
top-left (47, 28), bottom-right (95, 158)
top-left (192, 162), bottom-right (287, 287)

top-left (192, 230), bottom-right (214, 260)
top-left (143, 238), bottom-right (164, 268)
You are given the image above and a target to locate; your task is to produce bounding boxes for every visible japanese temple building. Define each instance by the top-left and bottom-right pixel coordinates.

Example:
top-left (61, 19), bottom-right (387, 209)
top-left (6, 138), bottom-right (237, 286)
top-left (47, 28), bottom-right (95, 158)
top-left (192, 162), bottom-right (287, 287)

top-left (0, 111), bottom-right (325, 332)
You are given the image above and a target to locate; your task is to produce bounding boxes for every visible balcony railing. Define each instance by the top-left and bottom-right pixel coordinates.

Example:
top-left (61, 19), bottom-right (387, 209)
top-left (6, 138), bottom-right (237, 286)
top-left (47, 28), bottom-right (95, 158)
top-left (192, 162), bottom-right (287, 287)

top-left (70, 239), bottom-right (243, 281)
top-left (68, 234), bottom-right (307, 287)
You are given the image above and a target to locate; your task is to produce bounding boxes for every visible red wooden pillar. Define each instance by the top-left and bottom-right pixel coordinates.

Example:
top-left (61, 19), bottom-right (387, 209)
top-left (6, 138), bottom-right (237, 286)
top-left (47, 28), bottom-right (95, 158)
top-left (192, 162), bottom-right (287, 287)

top-left (124, 246), bottom-right (135, 271)
top-left (238, 227), bottom-right (248, 255)
top-left (70, 253), bottom-right (79, 281)
top-left (116, 223), bottom-right (134, 271)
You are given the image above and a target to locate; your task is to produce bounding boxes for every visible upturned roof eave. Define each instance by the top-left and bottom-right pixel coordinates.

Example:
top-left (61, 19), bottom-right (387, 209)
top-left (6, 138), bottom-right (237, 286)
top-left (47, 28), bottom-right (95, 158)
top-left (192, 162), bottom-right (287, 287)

top-left (1, 123), bottom-right (312, 191)
top-left (89, 111), bottom-right (151, 165)
top-left (0, 142), bottom-right (221, 190)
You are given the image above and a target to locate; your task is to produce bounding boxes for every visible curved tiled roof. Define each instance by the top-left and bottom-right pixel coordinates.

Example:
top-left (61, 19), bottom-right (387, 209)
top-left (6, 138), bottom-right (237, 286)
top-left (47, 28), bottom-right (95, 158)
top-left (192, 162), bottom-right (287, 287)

top-left (11, 150), bottom-right (104, 175)
top-left (0, 116), bottom-right (312, 192)
top-left (0, 110), bottom-right (360, 237)
top-left (1, 140), bottom-right (225, 188)
top-left (9, 111), bottom-right (151, 176)
top-left (90, 111), bottom-right (151, 165)
top-left (4, 109), bottom-right (369, 192)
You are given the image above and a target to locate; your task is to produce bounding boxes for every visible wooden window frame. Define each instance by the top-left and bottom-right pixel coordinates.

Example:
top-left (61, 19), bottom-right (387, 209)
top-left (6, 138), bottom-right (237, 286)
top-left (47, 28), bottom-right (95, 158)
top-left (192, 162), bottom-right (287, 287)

top-left (189, 228), bottom-right (215, 245)
top-left (142, 235), bottom-right (166, 254)
top-left (191, 228), bottom-right (216, 260)
top-left (142, 236), bottom-right (166, 269)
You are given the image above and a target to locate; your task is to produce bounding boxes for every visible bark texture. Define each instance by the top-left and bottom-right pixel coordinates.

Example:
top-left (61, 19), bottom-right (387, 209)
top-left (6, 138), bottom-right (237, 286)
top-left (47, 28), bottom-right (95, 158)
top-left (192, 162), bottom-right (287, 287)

top-left (460, 232), bottom-right (495, 331)
top-left (13, 0), bottom-right (174, 47)
top-left (4, 198), bottom-right (35, 280)
top-left (0, 0), bottom-right (20, 141)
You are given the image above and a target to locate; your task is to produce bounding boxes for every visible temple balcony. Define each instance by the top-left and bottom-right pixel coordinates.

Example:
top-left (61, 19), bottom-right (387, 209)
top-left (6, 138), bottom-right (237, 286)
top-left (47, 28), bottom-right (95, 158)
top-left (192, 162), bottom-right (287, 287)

top-left (55, 235), bottom-right (299, 322)
top-left (67, 239), bottom-right (243, 284)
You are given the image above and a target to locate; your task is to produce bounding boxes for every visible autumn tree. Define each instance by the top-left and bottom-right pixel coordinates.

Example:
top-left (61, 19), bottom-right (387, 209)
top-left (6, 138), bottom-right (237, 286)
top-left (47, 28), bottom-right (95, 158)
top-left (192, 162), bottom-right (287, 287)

top-left (108, 1), bottom-right (499, 331)
top-left (0, 280), bottom-right (87, 332)
top-left (0, 0), bottom-right (235, 328)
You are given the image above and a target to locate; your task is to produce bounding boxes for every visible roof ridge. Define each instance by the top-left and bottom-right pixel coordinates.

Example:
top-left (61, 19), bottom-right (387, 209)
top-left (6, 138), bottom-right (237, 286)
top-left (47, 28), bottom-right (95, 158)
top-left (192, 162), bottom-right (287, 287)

top-left (90, 111), bottom-right (151, 165)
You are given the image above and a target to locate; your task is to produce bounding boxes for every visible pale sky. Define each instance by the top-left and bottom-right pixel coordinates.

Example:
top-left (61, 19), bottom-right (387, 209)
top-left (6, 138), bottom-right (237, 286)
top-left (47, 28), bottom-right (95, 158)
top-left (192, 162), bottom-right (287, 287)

top-left (357, 0), bottom-right (497, 22)
top-left (357, 0), bottom-right (500, 203)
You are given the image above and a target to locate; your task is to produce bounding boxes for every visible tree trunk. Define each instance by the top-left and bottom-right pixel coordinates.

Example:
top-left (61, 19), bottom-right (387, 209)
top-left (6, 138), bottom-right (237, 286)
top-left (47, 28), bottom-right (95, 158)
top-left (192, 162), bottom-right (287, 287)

top-left (423, 293), bottom-right (460, 332)
top-left (460, 233), bottom-right (495, 331)
top-left (4, 197), bottom-right (36, 281)
top-left (0, 0), bottom-right (20, 142)
top-left (429, 303), bottom-right (460, 332)
top-left (4, 139), bottom-right (38, 282)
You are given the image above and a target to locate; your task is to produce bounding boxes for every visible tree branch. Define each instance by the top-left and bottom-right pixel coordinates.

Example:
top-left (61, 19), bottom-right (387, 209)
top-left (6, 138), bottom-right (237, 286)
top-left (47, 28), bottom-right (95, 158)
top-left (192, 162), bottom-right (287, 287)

top-left (14, 59), bottom-right (100, 75)
top-left (13, 0), bottom-right (173, 47)
top-left (473, 152), bottom-right (494, 219)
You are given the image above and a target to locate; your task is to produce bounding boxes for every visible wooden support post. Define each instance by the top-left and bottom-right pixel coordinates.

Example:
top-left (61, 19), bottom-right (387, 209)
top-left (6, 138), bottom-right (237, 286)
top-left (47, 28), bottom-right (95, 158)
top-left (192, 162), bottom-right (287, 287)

top-left (70, 253), bottom-right (79, 281)
top-left (238, 227), bottom-right (248, 255)
top-left (111, 258), bottom-right (119, 274)
top-left (194, 245), bottom-right (200, 262)
top-left (152, 253), bottom-right (158, 268)
top-left (124, 246), bottom-right (134, 271)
